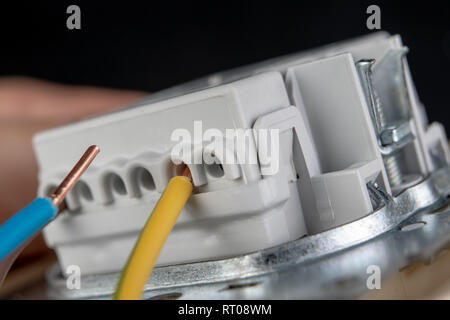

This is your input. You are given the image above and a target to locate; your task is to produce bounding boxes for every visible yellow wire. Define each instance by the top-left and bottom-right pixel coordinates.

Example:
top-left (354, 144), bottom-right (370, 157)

top-left (114, 175), bottom-right (193, 300)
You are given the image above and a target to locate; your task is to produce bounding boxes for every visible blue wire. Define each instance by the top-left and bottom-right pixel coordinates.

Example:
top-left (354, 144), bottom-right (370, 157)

top-left (0, 197), bottom-right (57, 261)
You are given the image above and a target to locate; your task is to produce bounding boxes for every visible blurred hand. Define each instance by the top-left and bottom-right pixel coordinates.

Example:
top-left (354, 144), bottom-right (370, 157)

top-left (0, 77), bottom-right (147, 260)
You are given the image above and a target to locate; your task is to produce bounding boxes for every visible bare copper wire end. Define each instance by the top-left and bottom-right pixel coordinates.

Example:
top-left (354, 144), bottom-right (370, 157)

top-left (49, 145), bottom-right (100, 207)
top-left (181, 164), bottom-right (192, 180)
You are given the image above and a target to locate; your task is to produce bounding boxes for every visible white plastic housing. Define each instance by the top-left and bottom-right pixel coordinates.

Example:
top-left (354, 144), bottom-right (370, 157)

top-left (35, 72), bottom-right (309, 275)
top-left (34, 32), bottom-right (449, 276)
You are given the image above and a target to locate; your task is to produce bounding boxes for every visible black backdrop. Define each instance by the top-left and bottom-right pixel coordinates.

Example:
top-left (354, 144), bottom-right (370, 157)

top-left (1, 1), bottom-right (449, 131)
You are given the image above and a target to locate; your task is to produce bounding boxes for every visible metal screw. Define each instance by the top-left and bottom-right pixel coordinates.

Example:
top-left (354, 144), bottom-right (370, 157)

top-left (356, 60), bottom-right (405, 188)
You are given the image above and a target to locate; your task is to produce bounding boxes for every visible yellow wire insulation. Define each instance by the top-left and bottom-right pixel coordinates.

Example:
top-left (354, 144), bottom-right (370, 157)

top-left (113, 176), bottom-right (193, 300)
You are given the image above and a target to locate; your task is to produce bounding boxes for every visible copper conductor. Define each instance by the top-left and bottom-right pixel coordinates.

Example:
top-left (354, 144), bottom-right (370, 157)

top-left (182, 165), bottom-right (192, 180)
top-left (49, 145), bottom-right (100, 206)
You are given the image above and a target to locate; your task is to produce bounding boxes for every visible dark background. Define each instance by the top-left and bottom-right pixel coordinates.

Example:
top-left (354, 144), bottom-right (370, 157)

top-left (0, 1), bottom-right (449, 131)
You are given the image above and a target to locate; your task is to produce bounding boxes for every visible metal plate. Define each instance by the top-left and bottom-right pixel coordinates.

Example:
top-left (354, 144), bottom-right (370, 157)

top-left (47, 166), bottom-right (450, 299)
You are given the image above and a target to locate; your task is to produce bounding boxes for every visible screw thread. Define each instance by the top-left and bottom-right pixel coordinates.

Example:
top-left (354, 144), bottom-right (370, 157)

top-left (384, 153), bottom-right (403, 187)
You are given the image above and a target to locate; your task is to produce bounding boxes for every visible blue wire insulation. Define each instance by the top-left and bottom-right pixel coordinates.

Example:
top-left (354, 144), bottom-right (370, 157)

top-left (0, 197), bottom-right (57, 261)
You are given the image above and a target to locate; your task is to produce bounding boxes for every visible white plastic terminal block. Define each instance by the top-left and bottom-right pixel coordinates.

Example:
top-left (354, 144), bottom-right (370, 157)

top-left (34, 32), bottom-right (449, 276)
top-left (35, 72), bottom-right (309, 275)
